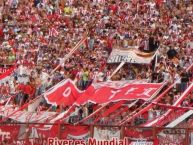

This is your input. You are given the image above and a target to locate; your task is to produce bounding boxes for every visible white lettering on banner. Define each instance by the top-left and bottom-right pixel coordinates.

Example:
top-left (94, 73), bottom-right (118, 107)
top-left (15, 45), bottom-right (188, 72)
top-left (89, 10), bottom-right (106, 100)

top-left (109, 90), bottom-right (121, 100)
top-left (137, 88), bottom-right (157, 97)
top-left (63, 87), bottom-right (71, 97)
top-left (125, 88), bottom-right (138, 95)
top-left (0, 68), bottom-right (10, 74)
top-left (0, 129), bottom-right (10, 141)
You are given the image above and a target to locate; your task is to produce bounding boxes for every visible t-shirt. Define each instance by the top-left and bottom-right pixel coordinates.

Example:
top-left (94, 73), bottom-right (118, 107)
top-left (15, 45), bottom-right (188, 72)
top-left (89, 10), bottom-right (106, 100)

top-left (82, 71), bottom-right (89, 81)
top-left (64, 7), bottom-right (72, 15)
top-left (23, 84), bottom-right (32, 95)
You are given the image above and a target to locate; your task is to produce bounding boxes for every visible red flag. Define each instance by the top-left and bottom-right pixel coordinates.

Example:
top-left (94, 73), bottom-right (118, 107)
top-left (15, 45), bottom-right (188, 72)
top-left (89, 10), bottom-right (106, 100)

top-left (44, 79), bottom-right (82, 106)
top-left (76, 82), bottom-right (164, 105)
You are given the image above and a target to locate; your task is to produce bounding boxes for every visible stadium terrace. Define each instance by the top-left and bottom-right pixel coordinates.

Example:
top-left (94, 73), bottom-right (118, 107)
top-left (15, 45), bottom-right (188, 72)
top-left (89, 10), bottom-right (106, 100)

top-left (0, 0), bottom-right (192, 144)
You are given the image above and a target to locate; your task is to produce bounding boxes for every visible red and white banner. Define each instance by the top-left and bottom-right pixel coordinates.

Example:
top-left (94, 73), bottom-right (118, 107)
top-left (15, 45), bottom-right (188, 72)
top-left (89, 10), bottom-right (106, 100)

top-left (158, 129), bottom-right (186, 145)
top-left (125, 128), bottom-right (153, 140)
top-left (0, 67), bottom-right (13, 75)
top-left (75, 82), bottom-right (164, 105)
top-left (0, 125), bottom-right (20, 143)
top-left (62, 125), bottom-right (90, 140)
top-left (44, 79), bottom-right (164, 106)
top-left (94, 127), bottom-right (120, 140)
top-left (143, 83), bottom-right (193, 127)
top-left (0, 65), bottom-right (15, 83)
top-left (0, 106), bottom-right (57, 123)
top-left (44, 79), bottom-right (83, 106)
top-left (0, 124), bottom-right (89, 144)
top-left (36, 124), bottom-right (89, 140)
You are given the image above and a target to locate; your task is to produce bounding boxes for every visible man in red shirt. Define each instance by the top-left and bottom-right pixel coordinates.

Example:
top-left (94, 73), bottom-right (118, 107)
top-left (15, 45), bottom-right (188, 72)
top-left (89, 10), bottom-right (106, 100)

top-left (22, 82), bottom-right (33, 105)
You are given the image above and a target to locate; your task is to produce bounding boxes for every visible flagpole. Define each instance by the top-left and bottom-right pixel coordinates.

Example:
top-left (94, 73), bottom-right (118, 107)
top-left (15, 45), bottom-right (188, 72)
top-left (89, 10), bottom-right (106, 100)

top-left (108, 61), bottom-right (125, 80)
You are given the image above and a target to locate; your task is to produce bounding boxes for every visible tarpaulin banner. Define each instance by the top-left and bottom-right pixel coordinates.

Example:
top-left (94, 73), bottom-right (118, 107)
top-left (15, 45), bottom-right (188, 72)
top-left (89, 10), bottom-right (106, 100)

top-left (44, 79), bottom-right (164, 106)
top-left (93, 127), bottom-right (120, 140)
top-left (0, 106), bottom-right (57, 123)
top-left (107, 49), bottom-right (156, 64)
top-left (0, 124), bottom-right (89, 144)
top-left (0, 65), bottom-right (15, 82)
top-left (143, 83), bottom-right (193, 127)
top-left (157, 128), bottom-right (186, 145)
top-left (76, 82), bottom-right (164, 105)
top-left (62, 125), bottom-right (90, 140)
top-left (44, 79), bottom-right (83, 106)
top-left (36, 124), bottom-right (90, 140)
top-left (125, 128), bottom-right (153, 140)
top-left (0, 125), bottom-right (20, 144)
top-left (0, 67), bottom-right (14, 75)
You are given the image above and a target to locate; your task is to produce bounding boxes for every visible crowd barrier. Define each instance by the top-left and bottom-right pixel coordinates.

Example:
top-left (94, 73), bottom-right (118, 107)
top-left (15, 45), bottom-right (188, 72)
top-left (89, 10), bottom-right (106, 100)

top-left (0, 122), bottom-right (193, 145)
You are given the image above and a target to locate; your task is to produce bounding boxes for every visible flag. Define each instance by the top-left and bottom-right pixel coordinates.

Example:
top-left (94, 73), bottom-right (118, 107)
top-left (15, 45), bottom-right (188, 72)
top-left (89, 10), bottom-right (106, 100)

top-left (44, 79), bottom-right (82, 106)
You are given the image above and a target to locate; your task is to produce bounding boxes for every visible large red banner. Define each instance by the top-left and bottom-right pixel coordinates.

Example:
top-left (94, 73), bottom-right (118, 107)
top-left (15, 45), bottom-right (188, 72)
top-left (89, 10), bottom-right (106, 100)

top-left (0, 125), bottom-right (20, 144)
top-left (35, 124), bottom-right (89, 140)
top-left (44, 79), bottom-right (83, 106)
top-left (0, 65), bottom-right (15, 80)
top-left (44, 79), bottom-right (164, 106)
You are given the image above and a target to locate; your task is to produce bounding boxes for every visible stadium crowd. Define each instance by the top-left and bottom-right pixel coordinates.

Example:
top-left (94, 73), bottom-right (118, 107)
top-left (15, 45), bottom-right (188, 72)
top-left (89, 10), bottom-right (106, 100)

top-left (0, 0), bottom-right (192, 125)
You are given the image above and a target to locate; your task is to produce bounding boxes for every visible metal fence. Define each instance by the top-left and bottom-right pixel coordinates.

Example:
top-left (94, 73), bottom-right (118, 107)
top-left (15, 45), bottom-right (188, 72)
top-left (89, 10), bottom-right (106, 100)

top-left (0, 123), bottom-right (193, 145)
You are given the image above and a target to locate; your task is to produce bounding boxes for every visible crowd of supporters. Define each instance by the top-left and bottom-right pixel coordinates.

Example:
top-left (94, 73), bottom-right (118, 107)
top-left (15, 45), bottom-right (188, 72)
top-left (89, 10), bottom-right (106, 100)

top-left (0, 0), bottom-right (192, 125)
